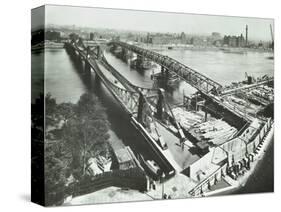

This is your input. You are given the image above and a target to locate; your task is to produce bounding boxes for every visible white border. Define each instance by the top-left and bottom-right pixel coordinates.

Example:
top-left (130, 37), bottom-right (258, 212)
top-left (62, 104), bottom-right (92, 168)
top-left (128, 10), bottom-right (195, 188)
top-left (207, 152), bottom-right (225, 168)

top-left (0, 0), bottom-right (280, 211)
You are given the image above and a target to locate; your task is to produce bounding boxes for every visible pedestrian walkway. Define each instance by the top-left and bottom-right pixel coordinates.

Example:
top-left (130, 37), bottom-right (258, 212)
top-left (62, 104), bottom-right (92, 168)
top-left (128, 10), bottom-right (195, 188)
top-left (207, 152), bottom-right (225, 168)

top-left (155, 122), bottom-right (201, 172)
top-left (146, 174), bottom-right (196, 199)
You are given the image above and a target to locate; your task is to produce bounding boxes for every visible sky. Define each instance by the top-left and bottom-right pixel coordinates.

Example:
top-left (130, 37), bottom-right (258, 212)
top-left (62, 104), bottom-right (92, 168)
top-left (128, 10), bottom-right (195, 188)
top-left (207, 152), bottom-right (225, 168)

top-left (32, 5), bottom-right (274, 41)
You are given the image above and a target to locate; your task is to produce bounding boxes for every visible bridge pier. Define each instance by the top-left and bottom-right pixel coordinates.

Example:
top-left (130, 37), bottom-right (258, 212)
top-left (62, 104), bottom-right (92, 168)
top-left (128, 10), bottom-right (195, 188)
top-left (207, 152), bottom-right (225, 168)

top-left (121, 48), bottom-right (129, 62)
top-left (127, 51), bottom-right (134, 65)
top-left (160, 66), bottom-right (169, 88)
top-left (136, 55), bottom-right (145, 70)
top-left (110, 44), bottom-right (117, 53)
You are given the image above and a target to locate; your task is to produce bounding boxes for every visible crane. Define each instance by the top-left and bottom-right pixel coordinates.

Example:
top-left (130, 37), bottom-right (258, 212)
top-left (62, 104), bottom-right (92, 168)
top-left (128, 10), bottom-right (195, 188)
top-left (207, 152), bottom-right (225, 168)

top-left (270, 24), bottom-right (274, 50)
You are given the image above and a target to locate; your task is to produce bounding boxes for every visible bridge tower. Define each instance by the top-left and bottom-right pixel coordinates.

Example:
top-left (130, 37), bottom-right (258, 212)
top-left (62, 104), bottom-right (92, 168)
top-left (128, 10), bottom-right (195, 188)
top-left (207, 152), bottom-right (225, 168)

top-left (83, 46), bottom-right (91, 75)
top-left (137, 92), bottom-right (145, 124)
top-left (156, 89), bottom-right (165, 120)
top-left (86, 46), bottom-right (91, 58)
top-left (75, 51), bottom-right (84, 70)
top-left (137, 91), bottom-right (154, 131)
top-left (96, 45), bottom-right (101, 59)
top-left (84, 60), bottom-right (91, 76)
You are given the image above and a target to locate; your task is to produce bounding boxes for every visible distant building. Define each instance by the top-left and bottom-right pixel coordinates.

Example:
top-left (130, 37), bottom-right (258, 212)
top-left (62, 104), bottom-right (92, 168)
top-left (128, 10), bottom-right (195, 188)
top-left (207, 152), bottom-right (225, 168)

top-left (151, 35), bottom-right (169, 44)
top-left (190, 37), bottom-right (207, 46)
top-left (45, 30), bottom-right (61, 41)
top-left (212, 32), bottom-right (221, 38)
top-left (237, 34), bottom-right (245, 47)
top-left (223, 34), bottom-right (245, 47)
top-left (90, 32), bottom-right (94, 40)
top-left (126, 32), bottom-right (135, 41)
top-left (213, 40), bottom-right (222, 47)
top-left (112, 36), bottom-right (120, 41)
top-left (180, 32), bottom-right (186, 43)
top-left (146, 33), bottom-right (153, 44)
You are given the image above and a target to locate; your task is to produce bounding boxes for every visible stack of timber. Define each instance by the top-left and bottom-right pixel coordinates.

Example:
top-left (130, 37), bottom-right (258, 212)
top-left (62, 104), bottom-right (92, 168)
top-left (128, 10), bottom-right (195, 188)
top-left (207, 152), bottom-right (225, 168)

top-left (172, 107), bottom-right (204, 130)
top-left (249, 85), bottom-right (274, 104)
top-left (191, 119), bottom-right (237, 146)
top-left (228, 96), bottom-right (248, 106)
top-left (227, 95), bottom-right (261, 116)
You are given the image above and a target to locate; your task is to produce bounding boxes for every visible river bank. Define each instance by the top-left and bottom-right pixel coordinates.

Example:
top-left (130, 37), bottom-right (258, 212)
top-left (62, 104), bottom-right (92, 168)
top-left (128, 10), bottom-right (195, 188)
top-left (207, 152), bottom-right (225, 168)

top-left (137, 43), bottom-right (273, 54)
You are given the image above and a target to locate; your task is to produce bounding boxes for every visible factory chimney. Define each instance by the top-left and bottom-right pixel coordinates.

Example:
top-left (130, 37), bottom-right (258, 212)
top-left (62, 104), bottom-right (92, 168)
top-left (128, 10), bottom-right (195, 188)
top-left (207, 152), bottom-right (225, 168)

top-left (245, 25), bottom-right (248, 47)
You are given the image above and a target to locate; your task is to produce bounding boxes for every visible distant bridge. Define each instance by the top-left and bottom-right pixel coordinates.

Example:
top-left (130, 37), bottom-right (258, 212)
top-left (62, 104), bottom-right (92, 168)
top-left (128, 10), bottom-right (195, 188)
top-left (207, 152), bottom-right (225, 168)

top-left (108, 41), bottom-right (223, 96)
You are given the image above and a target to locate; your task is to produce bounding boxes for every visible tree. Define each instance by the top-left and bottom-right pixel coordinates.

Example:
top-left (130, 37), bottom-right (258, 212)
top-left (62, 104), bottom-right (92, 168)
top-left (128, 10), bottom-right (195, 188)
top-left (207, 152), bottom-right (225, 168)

top-left (57, 102), bottom-right (75, 122)
top-left (45, 141), bottom-right (70, 206)
top-left (44, 94), bottom-right (71, 205)
top-left (63, 93), bottom-right (110, 177)
top-left (45, 93), bottom-right (58, 128)
top-left (44, 93), bottom-right (111, 204)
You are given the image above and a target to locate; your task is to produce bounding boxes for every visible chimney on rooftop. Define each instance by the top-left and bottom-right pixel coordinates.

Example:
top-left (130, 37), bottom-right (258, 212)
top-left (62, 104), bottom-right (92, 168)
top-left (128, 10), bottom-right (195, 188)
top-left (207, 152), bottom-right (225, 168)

top-left (245, 25), bottom-right (248, 46)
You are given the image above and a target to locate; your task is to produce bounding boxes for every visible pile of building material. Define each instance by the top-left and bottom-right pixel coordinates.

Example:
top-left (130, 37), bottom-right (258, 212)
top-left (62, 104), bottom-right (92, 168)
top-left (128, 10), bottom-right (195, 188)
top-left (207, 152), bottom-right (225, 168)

top-left (227, 95), bottom-right (262, 116)
top-left (87, 156), bottom-right (112, 176)
top-left (172, 107), bottom-right (204, 130)
top-left (228, 96), bottom-right (248, 106)
top-left (262, 85), bottom-right (273, 93)
top-left (115, 146), bottom-right (138, 170)
top-left (250, 85), bottom-right (274, 103)
top-left (192, 119), bottom-right (237, 146)
top-left (239, 118), bottom-right (261, 141)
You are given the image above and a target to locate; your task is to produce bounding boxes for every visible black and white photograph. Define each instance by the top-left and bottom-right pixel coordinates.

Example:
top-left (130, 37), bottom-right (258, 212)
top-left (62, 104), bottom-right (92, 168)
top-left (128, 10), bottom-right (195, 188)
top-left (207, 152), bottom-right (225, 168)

top-left (31, 4), bottom-right (274, 207)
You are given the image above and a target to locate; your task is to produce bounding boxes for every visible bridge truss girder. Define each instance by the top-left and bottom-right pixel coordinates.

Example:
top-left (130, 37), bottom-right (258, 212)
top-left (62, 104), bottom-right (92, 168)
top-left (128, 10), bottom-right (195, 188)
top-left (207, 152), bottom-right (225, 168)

top-left (109, 41), bottom-right (223, 95)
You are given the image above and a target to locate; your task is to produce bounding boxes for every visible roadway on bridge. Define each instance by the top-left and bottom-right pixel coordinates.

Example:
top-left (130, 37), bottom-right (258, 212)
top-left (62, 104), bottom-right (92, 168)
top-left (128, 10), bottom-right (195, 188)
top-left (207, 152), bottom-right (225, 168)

top-left (94, 59), bottom-right (126, 90)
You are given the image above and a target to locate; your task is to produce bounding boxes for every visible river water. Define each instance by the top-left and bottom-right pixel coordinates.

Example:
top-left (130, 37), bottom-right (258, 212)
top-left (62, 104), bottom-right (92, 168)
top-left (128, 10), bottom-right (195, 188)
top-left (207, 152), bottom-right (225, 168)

top-left (32, 47), bottom-right (274, 195)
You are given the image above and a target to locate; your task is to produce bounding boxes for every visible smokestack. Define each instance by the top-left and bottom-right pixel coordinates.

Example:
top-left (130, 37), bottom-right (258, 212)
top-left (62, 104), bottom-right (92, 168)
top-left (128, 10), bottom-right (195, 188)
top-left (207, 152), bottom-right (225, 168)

top-left (246, 25), bottom-right (248, 46)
